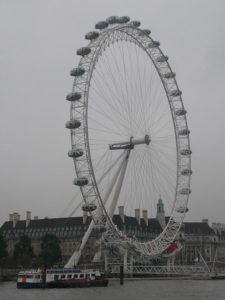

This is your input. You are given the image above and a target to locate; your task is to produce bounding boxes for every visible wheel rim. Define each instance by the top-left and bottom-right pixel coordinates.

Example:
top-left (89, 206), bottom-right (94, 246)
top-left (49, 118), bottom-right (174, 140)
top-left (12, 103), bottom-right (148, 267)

top-left (67, 19), bottom-right (191, 257)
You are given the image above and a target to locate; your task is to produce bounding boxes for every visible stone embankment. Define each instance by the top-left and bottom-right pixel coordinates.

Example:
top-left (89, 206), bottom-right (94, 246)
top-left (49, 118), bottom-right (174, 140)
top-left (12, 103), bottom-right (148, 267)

top-left (0, 268), bottom-right (18, 281)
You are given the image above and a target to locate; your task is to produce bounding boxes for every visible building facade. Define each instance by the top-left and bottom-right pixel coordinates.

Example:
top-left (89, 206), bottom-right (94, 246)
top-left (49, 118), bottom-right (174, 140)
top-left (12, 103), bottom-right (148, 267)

top-left (1, 204), bottom-right (224, 265)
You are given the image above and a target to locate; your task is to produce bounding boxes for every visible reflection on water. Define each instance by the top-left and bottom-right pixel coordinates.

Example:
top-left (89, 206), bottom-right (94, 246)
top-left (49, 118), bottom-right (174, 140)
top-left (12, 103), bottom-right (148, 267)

top-left (0, 279), bottom-right (224, 300)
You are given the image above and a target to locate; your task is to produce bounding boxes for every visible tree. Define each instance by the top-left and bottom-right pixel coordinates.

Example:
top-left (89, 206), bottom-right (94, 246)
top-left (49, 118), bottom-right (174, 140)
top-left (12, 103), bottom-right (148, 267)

top-left (0, 233), bottom-right (8, 266)
top-left (13, 235), bottom-right (33, 267)
top-left (32, 255), bottom-right (44, 269)
top-left (40, 234), bottom-right (61, 267)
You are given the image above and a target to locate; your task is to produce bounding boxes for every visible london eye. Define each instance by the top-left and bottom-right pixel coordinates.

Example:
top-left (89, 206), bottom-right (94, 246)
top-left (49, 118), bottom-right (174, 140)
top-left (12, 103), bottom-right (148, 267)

top-left (65, 16), bottom-right (191, 267)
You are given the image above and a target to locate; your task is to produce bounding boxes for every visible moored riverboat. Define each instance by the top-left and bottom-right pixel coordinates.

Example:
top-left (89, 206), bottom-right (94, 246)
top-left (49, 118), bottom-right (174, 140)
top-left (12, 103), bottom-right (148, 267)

top-left (17, 268), bottom-right (108, 288)
top-left (17, 269), bottom-right (43, 288)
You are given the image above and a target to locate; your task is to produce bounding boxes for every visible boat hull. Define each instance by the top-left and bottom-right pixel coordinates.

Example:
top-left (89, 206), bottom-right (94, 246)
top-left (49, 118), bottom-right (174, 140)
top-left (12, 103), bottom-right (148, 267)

top-left (90, 279), bottom-right (108, 287)
top-left (17, 282), bottom-right (44, 289)
top-left (46, 279), bottom-right (108, 288)
top-left (46, 280), bottom-right (90, 288)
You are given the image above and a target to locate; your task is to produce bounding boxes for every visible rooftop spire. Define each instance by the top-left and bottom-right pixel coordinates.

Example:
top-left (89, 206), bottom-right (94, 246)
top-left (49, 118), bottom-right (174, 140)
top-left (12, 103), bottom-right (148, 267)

top-left (157, 197), bottom-right (165, 214)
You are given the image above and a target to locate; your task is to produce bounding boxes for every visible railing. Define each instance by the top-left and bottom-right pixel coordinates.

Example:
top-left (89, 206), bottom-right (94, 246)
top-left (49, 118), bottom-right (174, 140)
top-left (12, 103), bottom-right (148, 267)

top-left (108, 263), bottom-right (209, 275)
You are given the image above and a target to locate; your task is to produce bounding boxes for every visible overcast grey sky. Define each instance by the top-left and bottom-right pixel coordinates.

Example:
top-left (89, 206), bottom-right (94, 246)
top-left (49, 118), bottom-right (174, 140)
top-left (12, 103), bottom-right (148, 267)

top-left (0, 0), bottom-right (225, 225)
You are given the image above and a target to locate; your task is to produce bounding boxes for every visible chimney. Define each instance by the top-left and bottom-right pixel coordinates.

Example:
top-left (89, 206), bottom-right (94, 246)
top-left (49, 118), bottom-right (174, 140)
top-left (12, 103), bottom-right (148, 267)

top-left (142, 210), bottom-right (148, 226)
top-left (135, 209), bottom-right (140, 225)
top-left (12, 212), bottom-right (18, 228)
top-left (26, 211), bottom-right (31, 227)
top-left (83, 210), bottom-right (88, 224)
top-left (34, 216), bottom-right (38, 220)
top-left (9, 214), bottom-right (13, 221)
top-left (118, 206), bottom-right (125, 223)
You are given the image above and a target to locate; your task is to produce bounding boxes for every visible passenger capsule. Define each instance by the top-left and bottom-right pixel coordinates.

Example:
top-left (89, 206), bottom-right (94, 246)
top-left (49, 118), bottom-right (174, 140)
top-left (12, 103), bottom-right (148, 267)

top-left (175, 109), bottom-right (187, 116)
top-left (65, 119), bottom-right (81, 129)
top-left (117, 16), bottom-right (130, 23)
top-left (85, 31), bottom-right (99, 40)
top-left (144, 30), bottom-right (151, 36)
top-left (68, 149), bottom-right (83, 158)
top-left (129, 20), bottom-right (141, 27)
top-left (180, 149), bottom-right (192, 155)
top-left (66, 92), bottom-right (82, 101)
top-left (95, 21), bottom-right (108, 30)
top-left (82, 203), bottom-right (97, 212)
top-left (170, 90), bottom-right (182, 97)
top-left (106, 16), bottom-right (119, 24)
top-left (73, 177), bottom-right (89, 186)
top-left (76, 47), bottom-right (91, 56)
top-left (156, 55), bottom-right (169, 63)
top-left (70, 67), bottom-right (85, 77)
top-left (163, 72), bottom-right (176, 79)
top-left (181, 169), bottom-right (192, 175)
top-left (148, 41), bottom-right (160, 48)
top-left (176, 207), bottom-right (189, 213)
top-left (179, 188), bottom-right (191, 195)
top-left (179, 129), bottom-right (190, 136)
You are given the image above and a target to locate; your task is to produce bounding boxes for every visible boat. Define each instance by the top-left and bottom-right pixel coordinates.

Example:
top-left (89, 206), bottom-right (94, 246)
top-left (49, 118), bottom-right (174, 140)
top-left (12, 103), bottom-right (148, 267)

top-left (17, 269), bottom-right (43, 288)
top-left (17, 268), bottom-right (108, 288)
top-left (46, 268), bottom-right (108, 288)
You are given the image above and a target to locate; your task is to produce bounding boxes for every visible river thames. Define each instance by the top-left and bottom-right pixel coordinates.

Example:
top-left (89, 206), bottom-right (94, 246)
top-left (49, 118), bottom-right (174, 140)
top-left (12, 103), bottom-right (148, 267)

top-left (0, 279), bottom-right (224, 300)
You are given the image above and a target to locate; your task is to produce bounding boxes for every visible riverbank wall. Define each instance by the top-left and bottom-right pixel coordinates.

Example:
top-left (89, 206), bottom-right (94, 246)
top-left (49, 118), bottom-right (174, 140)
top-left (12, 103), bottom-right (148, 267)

top-left (0, 268), bottom-right (18, 281)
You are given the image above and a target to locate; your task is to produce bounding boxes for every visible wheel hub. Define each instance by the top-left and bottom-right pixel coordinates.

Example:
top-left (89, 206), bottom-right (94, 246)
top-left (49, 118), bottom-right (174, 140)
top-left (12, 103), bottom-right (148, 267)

top-left (109, 134), bottom-right (150, 150)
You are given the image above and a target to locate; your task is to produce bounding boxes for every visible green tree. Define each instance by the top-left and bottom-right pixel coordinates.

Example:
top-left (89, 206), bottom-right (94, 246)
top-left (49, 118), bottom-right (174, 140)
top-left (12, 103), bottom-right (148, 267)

top-left (13, 235), bottom-right (33, 267)
top-left (0, 233), bottom-right (8, 266)
top-left (32, 255), bottom-right (44, 269)
top-left (41, 234), bottom-right (61, 267)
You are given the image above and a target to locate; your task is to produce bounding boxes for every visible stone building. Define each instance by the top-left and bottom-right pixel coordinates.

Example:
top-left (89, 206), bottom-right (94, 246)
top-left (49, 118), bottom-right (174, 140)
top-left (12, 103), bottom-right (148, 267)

top-left (211, 222), bottom-right (225, 262)
top-left (178, 220), bottom-right (217, 264)
top-left (0, 209), bottom-right (162, 265)
top-left (0, 200), bottom-right (223, 265)
top-left (1, 211), bottom-right (95, 263)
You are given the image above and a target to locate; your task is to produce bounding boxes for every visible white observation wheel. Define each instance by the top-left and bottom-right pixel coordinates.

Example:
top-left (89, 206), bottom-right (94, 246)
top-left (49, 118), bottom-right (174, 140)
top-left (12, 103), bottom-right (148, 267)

top-left (66, 16), bottom-right (191, 264)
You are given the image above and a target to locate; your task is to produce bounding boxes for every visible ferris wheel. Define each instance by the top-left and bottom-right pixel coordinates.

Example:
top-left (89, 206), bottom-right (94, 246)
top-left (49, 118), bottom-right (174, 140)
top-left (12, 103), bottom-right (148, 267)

top-left (65, 16), bottom-right (191, 266)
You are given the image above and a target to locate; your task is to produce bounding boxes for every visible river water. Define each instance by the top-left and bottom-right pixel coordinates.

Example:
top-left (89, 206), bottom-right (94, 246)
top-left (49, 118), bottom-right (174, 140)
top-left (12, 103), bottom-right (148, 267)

top-left (0, 279), bottom-right (224, 300)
